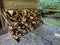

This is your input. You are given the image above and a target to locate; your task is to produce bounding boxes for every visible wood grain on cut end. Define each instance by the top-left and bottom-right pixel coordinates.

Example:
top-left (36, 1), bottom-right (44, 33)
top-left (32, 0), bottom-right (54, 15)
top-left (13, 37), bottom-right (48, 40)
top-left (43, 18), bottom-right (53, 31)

top-left (2, 9), bottom-right (43, 42)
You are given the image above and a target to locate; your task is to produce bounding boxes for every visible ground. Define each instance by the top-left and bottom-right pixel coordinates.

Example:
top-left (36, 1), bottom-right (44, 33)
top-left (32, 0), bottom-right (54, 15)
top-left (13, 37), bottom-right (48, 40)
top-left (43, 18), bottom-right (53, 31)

top-left (0, 24), bottom-right (60, 45)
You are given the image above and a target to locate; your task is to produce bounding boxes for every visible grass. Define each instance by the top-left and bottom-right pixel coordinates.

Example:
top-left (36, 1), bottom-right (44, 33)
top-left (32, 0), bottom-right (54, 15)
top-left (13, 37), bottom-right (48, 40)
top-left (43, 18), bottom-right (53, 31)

top-left (42, 17), bottom-right (60, 28)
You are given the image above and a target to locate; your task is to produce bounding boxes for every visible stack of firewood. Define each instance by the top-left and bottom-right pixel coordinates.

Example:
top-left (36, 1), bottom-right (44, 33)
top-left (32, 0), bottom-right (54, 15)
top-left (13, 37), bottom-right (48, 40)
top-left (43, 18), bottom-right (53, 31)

top-left (5, 9), bottom-right (43, 42)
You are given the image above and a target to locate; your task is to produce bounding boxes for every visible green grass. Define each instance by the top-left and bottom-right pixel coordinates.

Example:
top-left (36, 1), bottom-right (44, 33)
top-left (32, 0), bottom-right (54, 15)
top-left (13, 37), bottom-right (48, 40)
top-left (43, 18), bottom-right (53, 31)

top-left (43, 17), bottom-right (60, 28)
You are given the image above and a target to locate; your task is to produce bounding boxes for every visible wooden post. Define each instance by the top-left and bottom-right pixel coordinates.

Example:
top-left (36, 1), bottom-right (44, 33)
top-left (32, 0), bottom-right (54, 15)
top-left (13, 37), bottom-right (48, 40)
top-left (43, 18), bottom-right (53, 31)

top-left (0, 0), bottom-right (4, 9)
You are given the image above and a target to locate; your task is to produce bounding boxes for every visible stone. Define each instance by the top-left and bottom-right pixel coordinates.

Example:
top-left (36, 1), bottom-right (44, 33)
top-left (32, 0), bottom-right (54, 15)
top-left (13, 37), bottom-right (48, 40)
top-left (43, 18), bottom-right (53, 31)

top-left (52, 38), bottom-right (60, 45)
top-left (0, 24), bottom-right (60, 45)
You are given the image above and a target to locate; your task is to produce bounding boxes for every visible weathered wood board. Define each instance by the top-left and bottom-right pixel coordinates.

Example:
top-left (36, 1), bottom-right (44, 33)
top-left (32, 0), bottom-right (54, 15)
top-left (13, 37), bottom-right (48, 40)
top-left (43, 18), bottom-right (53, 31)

top-left (3, 0), bottom-right (40, 9)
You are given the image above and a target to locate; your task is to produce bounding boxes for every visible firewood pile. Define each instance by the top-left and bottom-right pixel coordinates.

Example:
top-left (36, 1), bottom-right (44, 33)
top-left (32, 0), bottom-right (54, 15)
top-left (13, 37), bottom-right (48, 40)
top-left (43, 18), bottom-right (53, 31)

top-left (4, 9), bottom-right (43, 42)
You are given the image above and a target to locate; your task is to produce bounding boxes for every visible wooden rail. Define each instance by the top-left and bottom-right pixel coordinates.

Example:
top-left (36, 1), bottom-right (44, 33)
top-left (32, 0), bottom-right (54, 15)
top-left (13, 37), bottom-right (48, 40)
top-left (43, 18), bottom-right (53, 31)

top-left (43, 9), bottom-right (60, 12)
top-left (43, 14), bottom-right (60, 18)
top-left (40, 4), bottom-right (60, 6)
top-left (40, 4), bottom-right (60, 12)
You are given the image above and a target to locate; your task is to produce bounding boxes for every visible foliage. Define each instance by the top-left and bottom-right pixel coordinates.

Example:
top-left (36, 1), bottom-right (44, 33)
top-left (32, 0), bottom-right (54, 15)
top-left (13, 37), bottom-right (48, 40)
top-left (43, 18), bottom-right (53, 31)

top-left (43, 17), bottom-right (60, 28)
top-left (40, 0), bottom-right (60, 4)
top-left (40, 0), bottom-right (60, 10)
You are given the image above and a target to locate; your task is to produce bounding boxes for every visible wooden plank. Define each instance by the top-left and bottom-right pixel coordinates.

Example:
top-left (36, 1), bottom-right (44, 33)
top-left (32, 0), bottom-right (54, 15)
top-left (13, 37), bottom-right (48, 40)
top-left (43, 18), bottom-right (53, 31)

top-left (3, 0), bottom-right (39, 9)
